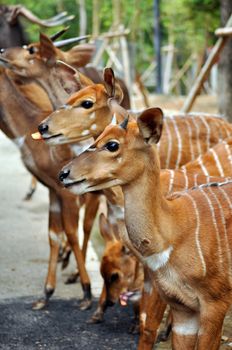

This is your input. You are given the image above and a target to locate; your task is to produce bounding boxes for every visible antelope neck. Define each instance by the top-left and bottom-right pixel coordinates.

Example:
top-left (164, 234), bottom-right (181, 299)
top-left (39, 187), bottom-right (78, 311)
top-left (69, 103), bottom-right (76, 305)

top-left (35, 69), bottom-right (69, 109)
top-left (122, 151), bottom-right (174, 259)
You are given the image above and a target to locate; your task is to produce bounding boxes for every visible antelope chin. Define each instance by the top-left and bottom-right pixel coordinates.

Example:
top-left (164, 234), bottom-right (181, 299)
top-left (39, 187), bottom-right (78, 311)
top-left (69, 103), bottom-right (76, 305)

top-left (63, 178), bottom-right (90, 195)
top-left (42, 133), bottom-right (66, 145)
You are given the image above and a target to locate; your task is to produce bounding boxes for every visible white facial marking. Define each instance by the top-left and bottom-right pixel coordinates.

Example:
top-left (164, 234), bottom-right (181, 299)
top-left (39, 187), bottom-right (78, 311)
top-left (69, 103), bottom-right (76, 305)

top-left (173, 316), bottom-right (199, 335)
top-left (111, 113), bottom-right (117, 125)
top-left (90, 124), bottom-right (97, 130)
top-left (89, 112), bottom-right (96, 120)
top-left (144, 246), bottom-right (173, 272)
top-left (71, 138), bottom-right (94, 156)
top-left (81, 129), bottom-right (90, 136)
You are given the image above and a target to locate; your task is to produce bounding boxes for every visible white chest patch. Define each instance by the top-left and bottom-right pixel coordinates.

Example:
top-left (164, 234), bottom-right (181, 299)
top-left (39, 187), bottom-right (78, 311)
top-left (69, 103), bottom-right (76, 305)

top-left (144, 246), bottom-right (173, 272)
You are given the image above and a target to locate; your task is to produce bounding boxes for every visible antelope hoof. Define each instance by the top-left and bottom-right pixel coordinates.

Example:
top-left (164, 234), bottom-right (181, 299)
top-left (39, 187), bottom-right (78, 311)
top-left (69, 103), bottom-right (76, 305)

top-left (156, 325), bottom-right (172, 343)
top-left (65, 272), bottom-right (80, 284)
top-left (60, 249), bottom-right (72, 268)
top-left (87, 311), bottom-right (104, 324)
top-left (23, 188), bottom-right (36, 201)
top-left (79, 298), bottom-right (92, 311)
top-left (32, 299), bottom-right (47, 310)
top-left (129, 322), bottom-right (140, 334)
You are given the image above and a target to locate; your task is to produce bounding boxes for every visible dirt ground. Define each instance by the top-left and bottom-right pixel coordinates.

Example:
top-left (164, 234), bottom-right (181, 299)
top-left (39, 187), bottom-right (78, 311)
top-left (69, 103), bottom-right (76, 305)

top-left (1, 94), bottom-right (232, 349)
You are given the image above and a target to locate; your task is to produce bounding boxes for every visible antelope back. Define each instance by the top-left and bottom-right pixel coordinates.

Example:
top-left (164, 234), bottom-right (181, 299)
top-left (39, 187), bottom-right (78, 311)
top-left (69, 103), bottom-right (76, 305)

top-left (158, 114), bottom-right (232, 169)
top-left (181, 137), bottom-right (232, 178)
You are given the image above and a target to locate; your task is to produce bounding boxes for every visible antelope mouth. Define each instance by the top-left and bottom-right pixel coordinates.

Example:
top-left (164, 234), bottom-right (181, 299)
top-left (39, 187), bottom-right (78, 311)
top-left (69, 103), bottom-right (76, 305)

top-left (64, 178), bottom-right (87, 188)
top-left (119, 290), bottom-right (142, 306)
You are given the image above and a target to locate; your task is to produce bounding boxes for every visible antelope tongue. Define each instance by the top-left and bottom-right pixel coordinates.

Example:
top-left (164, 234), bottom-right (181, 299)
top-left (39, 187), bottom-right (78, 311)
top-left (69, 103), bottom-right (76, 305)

top-left (119, 290), bottom-right (142, 306)
top-left (119, 291), bottom-right (134, 306)
top-left (31, 132), bottom-right (43, 140)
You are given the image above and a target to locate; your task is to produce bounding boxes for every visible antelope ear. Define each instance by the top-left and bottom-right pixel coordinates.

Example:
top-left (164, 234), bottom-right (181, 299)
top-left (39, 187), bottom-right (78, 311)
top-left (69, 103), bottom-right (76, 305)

top-left (137, 108), bottom-right (164, 144)
top-left (56, 60), bottom-right (83, 94)
top-left (65, 44), bottom-right (95, 67)
top-left (39, 33), bottom-right (57, 67)
top-left (103, 67), bottom-right (124, 103)
top-left (99, 213), bottom-right (115, 243)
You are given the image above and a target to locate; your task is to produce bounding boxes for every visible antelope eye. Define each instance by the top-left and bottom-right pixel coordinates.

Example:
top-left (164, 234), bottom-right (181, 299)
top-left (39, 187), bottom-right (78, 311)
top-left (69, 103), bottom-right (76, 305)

top-left (81, 100), bottom-right (94, 109)
top-left (28, 46), bottom-right (35, 55)
top-left (105, 141), bottom-right (119, 152)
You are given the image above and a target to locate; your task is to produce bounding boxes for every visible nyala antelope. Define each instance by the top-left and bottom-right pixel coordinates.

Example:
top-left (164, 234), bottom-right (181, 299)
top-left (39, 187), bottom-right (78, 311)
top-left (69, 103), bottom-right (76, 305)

top-left (36, 68), bottom-right (232, 347)
top-left (59, 107), bottom-right (232, 350)
top-left (0, 33), bottom-right (103, 310)
top-left (37, 68), bottom-right (232, 169)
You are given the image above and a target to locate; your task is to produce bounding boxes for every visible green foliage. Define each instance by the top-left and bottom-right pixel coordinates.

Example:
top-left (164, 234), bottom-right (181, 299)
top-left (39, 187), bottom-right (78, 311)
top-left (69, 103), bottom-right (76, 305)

top-left (3, 0), bottom-right (220, 73)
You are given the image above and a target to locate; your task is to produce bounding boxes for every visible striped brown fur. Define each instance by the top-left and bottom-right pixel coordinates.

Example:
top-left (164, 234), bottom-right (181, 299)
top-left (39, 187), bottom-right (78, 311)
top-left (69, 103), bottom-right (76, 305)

top-left (60, 107), bottom-right (232, 350)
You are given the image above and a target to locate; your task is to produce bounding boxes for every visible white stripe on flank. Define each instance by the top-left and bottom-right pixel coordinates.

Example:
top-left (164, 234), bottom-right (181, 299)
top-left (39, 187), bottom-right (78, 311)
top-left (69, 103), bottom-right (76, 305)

top-left (168, 169), bottom-right (175, 194)
top-left (199, 187), bottom-right (223, 269)
top-left (208, 187), bottom-right (231, 271)
top-left (223, 140), bottom-right (232, 171)
top-left (199, 115), bottom-right (210, 151)
top-left (164, 119), bottom-right (172, 169)
top-left (144, 246), bottom-right (173, 272)
top-left (195, 118), bottom-right (202, 157)
top-left (197, 156), bottom-right (209, 176)
top-left (209, 148), bottom-right (225, 177)
top-left (184, 193), bottom-right (206, 276)
top-left (218, 186), bottom-right (232, 210)
top-left (182, 168), bottom-right (188, 190)
top-left (220, 122), bottom-right (231, 139)
top-left (194, 173), bottom-right (198, 187)
top-left (170, 117), bottom-right (182, 169)
top-left (184, 118), bottom-right (194, 161)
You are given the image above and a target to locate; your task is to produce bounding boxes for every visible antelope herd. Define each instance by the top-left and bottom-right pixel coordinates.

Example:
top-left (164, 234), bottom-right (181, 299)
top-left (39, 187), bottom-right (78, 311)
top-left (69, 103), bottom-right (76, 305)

top-left (1, 8), bottom-right (232, 350)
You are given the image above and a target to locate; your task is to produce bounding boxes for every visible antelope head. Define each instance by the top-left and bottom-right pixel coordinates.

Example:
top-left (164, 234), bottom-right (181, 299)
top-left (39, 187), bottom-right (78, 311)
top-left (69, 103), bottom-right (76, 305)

top-left (37, 68), bottom-right (125, 144)
top-left (99, 213), bottom-right (139, 306)
top-left (0, 32), bottom-right (94, 79)
top-left (58, 106), bottom-right (164, 195)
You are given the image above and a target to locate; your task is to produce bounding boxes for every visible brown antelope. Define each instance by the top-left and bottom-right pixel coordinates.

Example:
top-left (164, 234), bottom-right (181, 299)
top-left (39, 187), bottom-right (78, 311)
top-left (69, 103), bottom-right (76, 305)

top-left (37, 68), bottom-right (232, 169)
top-left (0, 35), bottom-right (103, 310)
top-left (93, 213), bottom-right (143, 331)
top-left (59, 107), bottom-right (232, 350)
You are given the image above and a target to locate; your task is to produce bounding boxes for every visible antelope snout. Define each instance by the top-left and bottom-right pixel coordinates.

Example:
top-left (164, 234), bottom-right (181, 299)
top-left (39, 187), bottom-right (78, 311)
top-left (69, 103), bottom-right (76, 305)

top-left (38, 122), bottom-right (49, 135)
top-left (59, 168), bottom-right (70, 182)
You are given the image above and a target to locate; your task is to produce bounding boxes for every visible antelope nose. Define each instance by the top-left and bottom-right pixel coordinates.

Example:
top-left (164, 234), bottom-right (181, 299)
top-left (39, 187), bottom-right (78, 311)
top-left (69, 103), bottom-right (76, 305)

top-left (59, 169), bottom-right (70, 182)
top-left (38, 123), bottom-right (49, 135)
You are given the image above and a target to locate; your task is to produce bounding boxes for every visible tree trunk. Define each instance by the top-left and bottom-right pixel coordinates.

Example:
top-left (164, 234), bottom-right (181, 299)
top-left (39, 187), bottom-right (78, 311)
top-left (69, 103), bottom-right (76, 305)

top-left (218, 0), bottom-right (232, 121)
